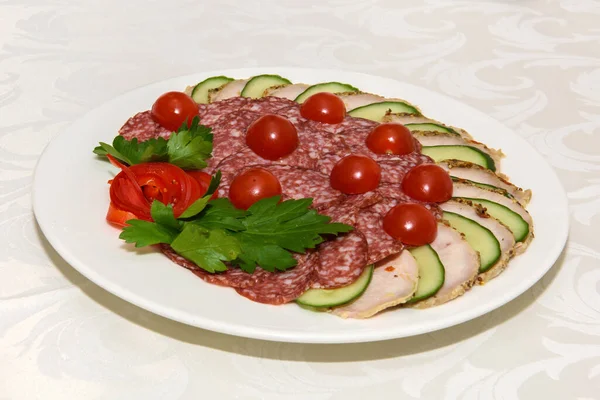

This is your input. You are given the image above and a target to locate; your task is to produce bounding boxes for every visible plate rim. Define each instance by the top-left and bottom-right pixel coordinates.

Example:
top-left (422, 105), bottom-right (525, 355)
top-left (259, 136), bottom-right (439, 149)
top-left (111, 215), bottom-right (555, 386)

top-left (32, 66), bottom-right (570, 344)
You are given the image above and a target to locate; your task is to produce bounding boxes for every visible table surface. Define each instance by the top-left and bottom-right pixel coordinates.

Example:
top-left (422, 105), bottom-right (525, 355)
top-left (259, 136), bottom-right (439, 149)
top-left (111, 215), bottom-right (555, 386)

top-left (1, 1), bottom-right (599, 399)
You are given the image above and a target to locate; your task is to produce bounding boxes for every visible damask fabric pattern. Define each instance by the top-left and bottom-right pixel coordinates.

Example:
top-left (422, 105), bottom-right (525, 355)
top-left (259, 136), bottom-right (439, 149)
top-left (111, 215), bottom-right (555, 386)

top-left (0, 0), bottom-right (599, 398)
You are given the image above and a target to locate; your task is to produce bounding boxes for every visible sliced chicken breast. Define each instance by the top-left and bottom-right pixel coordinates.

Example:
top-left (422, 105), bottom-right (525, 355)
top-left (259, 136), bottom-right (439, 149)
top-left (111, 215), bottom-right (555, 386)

top-left (441, 199), bottom-right (516, 283)
top-left (209, 79), bottom-right (249, 102)
top-left (409, 223), bottom-right (479, 308)
top-left (439, 160), bottom-right (532, 205)
top-left (265, 83), bottom-right (310, 100)
top-left (332, 250), bottom-right (419, 319)
top-left (413, 131), bottom-right (504, 169)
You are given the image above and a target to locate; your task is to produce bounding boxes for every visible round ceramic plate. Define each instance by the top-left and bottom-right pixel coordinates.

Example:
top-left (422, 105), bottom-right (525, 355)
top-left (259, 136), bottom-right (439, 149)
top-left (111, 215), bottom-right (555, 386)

top-left (32, 67), bottom-right (569, 344)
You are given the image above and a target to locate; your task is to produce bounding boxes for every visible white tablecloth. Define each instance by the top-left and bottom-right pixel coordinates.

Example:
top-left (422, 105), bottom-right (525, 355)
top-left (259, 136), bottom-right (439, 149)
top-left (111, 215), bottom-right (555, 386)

top-left (1, 1), bottom-right (599, 398)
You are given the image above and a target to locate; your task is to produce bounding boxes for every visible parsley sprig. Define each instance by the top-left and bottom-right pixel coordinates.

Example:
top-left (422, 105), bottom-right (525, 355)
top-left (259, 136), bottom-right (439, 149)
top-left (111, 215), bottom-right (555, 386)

top-left (119, 193), bottom-right (353, 274)
top-left (93, 117), bottom-right (213, 169)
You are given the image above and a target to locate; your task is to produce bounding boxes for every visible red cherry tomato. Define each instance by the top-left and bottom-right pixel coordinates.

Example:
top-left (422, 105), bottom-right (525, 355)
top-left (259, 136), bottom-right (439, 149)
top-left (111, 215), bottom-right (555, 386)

top-left (402, 164), bottom-right (453, 203)
top-left (151, 91), bottom-right (198, 131)
top-left (106, 203), bottom-right (138, 228)
top-left (300, 92), bottom-right (346, 124)
top-left (383, 203), bottom-right (437, 246)
top-left (330, 155), bottom-right (381, 194)
top-left (107, 155), bottom-right (203, 221)
top-left (366, 123), bottom-right (415, 155)
top-left (229, 168), bottom-right (282, 210)
top-left (246, 114), bottom-right (299, 160)
top-left (186, 170), bottom-right (218, 200)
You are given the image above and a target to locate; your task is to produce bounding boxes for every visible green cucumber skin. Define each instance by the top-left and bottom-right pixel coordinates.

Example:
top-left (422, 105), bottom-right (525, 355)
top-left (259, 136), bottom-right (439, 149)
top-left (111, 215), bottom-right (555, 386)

top-left (241, 74), bottom-right (292, 98)
top-left (191, 76), bottom-right (234, 104)
top-left (294, 82), bottom-right (359, 103)
top-left (455, 197), bottom-right (530, 242)
top-left (348, 101), bottom-right (420, 121)
top-left (296, 265), bottom-right (373, 308)
top-left (443, 211), bottom-right (501, 273)
top-left (406, 245), bottom-right (445, 303)
top-left (422, 145), bottom-right (496, 172)
top-left (405, 123), bottom-right (458, 135)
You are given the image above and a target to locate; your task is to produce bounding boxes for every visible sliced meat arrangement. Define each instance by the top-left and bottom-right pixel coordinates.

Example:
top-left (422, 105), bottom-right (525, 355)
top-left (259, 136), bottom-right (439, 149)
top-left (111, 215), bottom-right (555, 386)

top-left (452, 180), bottom-right (534, 253)
top-left (313, 232), bottom-right (369, 289)
top-left (111, 74), bottom-right (535, 318)
top-left (438, 160), bottom-right (532, 205)
top-left (440, 199), bottom-right (516, 283)
top-left (265, 83), bottom-right (309, 100)
top-left (119, 111), bottom-right (172, 141)
top-left (414, 131), bottom-right (504, 171)
top-left (409, 223), bottom-right (479, 308)
top-left (236, 253), bottom-right (319, 305)
top-left (332, 250), bottom-right (419, 318)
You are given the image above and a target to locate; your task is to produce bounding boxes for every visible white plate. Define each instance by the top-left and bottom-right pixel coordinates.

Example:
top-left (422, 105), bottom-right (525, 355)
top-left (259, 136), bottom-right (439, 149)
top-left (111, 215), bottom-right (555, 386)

top-left (32, 67), bottom-right (569, 344)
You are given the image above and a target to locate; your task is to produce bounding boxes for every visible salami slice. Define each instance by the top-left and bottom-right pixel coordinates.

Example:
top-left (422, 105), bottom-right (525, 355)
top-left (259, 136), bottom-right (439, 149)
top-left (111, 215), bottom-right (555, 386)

top-left (161, 245), bottom-right (263, 288)
top-left (376, 183), bottom-right (443, 219)
top-left (235, 252), bottom-right (319, 305)
top-left (206, 111), bottom-right (262, 172)
top-left (312, 231), bottom-right (368, 289)
top-left (356, 209), bottom-right (403, 264)
top-left (119, 111), bottom-right (172, 141)
top-left (199, 97), bottom-right (251, 126)
top-left (217, 163), bottom-right (345, 210)
top-left (379, 154), bottom-right (431, 183)
top-left (240, 96), bottom-right (297, 114)
top-left (320, 191), bottom-right (383, 225)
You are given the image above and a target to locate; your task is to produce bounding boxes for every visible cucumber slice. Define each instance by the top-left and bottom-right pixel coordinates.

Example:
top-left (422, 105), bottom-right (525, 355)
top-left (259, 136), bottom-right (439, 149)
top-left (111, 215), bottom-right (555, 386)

top-left (191, 76), bottom-right (234, 104)
top-left (348, 101), bottom-right (420, 122)
top-left (421, 145), bottom-right (496, 171)
top-left (450, 176), bottom-right (497, 191)
top-left (405, 123), bottom-right (459, 135)
top-left (241, 74), bottom-right (292, 99)
top-left (294, 82), bottom-right (359, 103)
top-left (456, 197), bottom-right (529, 243)
top-left (406, 245), bottom-right (444, 303)
top-left (443, 211), bottom-right (501, 273)
top-left (296, 265), bottom-right (373, 308)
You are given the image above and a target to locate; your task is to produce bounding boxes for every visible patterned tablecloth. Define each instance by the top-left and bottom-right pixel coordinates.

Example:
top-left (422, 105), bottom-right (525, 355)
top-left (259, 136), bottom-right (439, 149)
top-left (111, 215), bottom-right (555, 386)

top-left (1, 1), bottom-right (599, 398)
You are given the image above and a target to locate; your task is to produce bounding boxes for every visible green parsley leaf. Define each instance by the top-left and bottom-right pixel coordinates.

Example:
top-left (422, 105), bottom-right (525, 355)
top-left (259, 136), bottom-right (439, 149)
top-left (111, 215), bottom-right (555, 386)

top-left (227, 196), bottom-right (353, 272)
top-left (166, 117), bottom-right (213, 170)
top-left (178, 195), bottom-right (211, 219)
top-left (240, 196), bottom-right (353, 252)
top-left (150, 201), bottom-right (182, 231)
top-left (190, 198), bottom-right (247, 231)
top-left (93, 136), bottom-right (169, 165)
top-left (93, 116), bottom-right (213, 169)
top-left (170, 224), bottom-right (241, 273)
top-left (93, 141), bottom-right (134, 165)
top-left (233, 237), bottom-right (297, 273)
top-left (119, 219), bottom-right (180, 247)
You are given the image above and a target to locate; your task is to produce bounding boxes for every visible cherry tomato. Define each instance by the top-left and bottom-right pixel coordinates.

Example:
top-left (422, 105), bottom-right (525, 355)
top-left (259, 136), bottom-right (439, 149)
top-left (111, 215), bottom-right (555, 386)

top-left (246, 114), bottom-right (299, 160)
top-left (151, 91), bottom-right (198, 131)
top-left (106, 203), bottom-right (138, 228)
top-left (383, 203), bottom-right (437, 246)
top-left (402, 164), bottom-right (453, 203)
top-left (186, 170), bottom-right (218, 200)
top-left (108, 155), bottom-right (203, 221)
top-left (366, 123), bottom-right (415, 155)
top-left (330, 155), bottom-right (381, 194)
top-left (300, 92), bottom-right (346, 124)
top-left (229, 168), bottom-right (282, 210)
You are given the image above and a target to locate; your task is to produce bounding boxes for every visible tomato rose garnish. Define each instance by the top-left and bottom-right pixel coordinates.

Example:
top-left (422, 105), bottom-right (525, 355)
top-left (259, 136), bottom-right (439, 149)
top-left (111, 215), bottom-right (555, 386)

top-left (107, 155), bottom-right (203, 221)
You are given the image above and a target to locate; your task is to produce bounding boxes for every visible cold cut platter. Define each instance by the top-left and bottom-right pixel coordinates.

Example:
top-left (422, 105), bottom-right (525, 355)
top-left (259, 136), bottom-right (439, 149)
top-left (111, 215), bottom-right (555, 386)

top-left (33, 68), bottom-right (568, 343)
